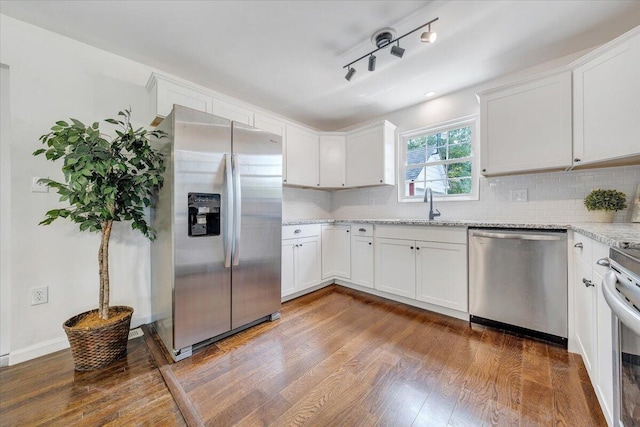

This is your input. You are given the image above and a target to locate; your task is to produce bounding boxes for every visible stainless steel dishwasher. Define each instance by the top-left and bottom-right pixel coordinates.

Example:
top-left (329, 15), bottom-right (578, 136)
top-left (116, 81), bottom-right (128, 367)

top-left (468, 228), bottom-right (568, 345)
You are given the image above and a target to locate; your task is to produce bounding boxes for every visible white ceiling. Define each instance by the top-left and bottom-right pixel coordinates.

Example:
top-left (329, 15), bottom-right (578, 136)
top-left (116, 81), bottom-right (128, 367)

top-left (2, 1), bottom-right (640, 130)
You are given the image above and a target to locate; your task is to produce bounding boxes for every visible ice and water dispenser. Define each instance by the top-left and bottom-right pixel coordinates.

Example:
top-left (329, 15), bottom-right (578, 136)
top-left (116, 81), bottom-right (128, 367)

top-left (188, 193), bottom-right (220, 237)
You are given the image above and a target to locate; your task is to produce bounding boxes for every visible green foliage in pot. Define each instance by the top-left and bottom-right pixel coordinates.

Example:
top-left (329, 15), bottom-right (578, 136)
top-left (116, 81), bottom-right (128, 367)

top-left (583, 188), bottom-right (628, 212)
top-left (33, 109), bottom-right (166, 321)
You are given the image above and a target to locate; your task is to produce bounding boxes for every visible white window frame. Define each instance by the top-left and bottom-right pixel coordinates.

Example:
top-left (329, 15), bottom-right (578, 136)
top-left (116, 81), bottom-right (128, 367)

top-left (398, 115), bottom-right (479, 203)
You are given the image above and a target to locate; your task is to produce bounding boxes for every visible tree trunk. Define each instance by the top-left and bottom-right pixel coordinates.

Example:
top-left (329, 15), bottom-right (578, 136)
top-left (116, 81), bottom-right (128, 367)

top-left (98, 220), bottom-right (113, 320)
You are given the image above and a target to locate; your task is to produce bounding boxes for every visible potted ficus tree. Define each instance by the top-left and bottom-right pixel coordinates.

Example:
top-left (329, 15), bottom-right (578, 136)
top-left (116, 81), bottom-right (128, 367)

top-left (583, 188), bottom-right (627, 223)
top-left (33, 109), bottom-right (165, 371)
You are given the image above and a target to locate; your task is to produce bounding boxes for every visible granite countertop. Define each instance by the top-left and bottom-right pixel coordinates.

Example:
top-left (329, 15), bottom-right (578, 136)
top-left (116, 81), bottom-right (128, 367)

top-left (282, 219), bottom-right (640, 249)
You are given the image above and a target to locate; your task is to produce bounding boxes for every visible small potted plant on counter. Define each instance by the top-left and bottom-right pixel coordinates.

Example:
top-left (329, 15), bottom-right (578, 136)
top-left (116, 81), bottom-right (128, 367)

top-left (33, 109), bottom-right (165, 371)
top-left (583, 188), bottom-right (627, 223)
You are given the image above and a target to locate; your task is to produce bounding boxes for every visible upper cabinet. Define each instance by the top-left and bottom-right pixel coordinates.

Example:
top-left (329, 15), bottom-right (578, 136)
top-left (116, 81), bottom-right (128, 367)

top-left (319, 134), bottom-right (346, 188)
top-left (573, 28), bottom-right (640, 167)
top-left (479, 70), bottom-right (573, 176)
top-left (147, 73), bottom-right (213, 126)
top-left (254, 113), bottom-right (287, 182)
top-left (285, 124), bottom-right (320, 187)
top-left (346, 121), bottom-right (396, 187)
top-left (210, 98), bottom-right (253, 126)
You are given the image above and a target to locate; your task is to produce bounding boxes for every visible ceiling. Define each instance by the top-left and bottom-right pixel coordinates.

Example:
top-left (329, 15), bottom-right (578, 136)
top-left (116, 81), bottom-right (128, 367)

top-left (2, 1), bottom-right (640, 130)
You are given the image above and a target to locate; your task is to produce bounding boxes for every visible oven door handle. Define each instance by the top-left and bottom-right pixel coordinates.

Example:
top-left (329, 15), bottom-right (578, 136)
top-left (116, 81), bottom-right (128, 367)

top-left (602, 270), bottom-right (640, 336)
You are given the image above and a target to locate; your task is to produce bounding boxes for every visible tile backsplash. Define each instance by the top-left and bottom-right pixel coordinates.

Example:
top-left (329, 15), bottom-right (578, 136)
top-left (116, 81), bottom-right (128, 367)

top-left (328, 165), bottom-right (640, 223)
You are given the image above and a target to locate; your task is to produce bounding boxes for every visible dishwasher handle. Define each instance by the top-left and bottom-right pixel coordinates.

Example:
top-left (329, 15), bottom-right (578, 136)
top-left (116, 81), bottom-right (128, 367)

top-left (470, 230), bottom-right (565, 241)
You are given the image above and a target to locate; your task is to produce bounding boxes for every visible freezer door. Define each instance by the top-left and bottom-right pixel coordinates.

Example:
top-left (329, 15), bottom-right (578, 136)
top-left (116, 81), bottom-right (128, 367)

top-left (173, 106), bottom-right (232, 349)
top-left (231, 122), bottom-right (282, 329)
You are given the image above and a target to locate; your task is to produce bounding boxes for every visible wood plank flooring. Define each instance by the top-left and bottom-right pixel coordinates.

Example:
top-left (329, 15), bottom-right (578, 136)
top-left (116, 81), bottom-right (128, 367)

top-left (0, 285), bottom-right (607, 426)
top-left (0, 334), bottom-right (185, 426)
top-left (168, 285), bottom-right (606, 426)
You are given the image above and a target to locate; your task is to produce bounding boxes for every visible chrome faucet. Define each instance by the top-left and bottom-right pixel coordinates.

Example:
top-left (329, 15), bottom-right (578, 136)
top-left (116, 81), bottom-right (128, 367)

top-left (424, 187), bottom-right (441, 220)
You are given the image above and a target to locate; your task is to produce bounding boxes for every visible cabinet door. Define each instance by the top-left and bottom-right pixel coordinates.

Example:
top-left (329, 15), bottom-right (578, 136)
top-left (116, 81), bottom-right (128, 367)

top-left (321, 225), bottom-right (351, 279)
top-left (573, 32), bottom-right (640, 165)
top-left (375, 238), bottom-right (416, 299)
top-left (416, 241), bottom-right (468, 312)
top-left (281, 240), bottom-right (296, 297)
top-left (574, 257), bottom-right (597, 375)
top-left (319, 135), bottom-right (346, 188)
top-left (210, 97), bottom-right (253, 125)
top-left (351, 236), bottom-right (373, 288)
top-left (480, 71), bottom-right (572, 175)
top-left (296, 236), bottom-right (321, 291)
top-left (346, 122), bottom-right (395, 187)
top-left (285, 125), bottom-right (319, 187)
top-left (254, 114), bottom-right (287, 182)
top-left (148, 73), bottom-right (213, 124)
top-left (594, 269), bottom-right (614, 424)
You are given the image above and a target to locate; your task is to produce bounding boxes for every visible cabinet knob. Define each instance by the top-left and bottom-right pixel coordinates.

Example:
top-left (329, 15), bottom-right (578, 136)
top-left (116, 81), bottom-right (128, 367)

top-left (379, 179), bottom-right (383, 183)
top-left (368, 242), bottom-right (372, 246)
top-left (294, 229), bottom-right (302, 233)
top-left (299, 244), bottom-right (303, 247)
top-left (346, 230), bottom-right (349, 233)
top-left (574, 242), bottom-right (583, 248)
top-left (416, 247), bottom-right (420, 250)
top-left (284, 179), bottom-right (287, 182)
top-left (582, 278), bottom-right (594, 287)
top-left (410, 246), bottom-right (414, 250)
top-left (342, 184), bottom-right (345, 186)
top-left (359, 228), bottom-right (366, 232)
top-left (482, 168), bottom-right (487, 173)
top-left (574, 158), bottom-right (581, 162)
top-left (317, 183), bottom-right (320, 186)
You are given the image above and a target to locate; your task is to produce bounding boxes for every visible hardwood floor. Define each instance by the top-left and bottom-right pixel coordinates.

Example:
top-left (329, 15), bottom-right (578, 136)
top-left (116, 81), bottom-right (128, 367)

top-left (168, 285), bottom-right (606, 426)
top-left (0, 335), bottom-right (185, 426)
top-left (0, 285), bottom-right (607, 426)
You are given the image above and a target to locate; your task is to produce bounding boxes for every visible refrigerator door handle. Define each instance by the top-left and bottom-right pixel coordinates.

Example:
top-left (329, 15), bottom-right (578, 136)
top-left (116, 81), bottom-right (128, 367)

top-left (232, 154), bottom-right (242, 266)
top-left (224, 154), bottom-right (233, 268)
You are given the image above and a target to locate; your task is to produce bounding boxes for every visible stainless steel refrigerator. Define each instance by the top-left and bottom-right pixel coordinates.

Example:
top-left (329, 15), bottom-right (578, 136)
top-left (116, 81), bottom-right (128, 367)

top-left (150, 105), bottom-right (282, 361)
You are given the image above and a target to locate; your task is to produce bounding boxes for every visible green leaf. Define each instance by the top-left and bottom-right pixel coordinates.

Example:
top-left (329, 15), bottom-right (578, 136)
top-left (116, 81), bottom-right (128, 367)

top-left (33, 149), bottom-right (46, 156)
top-left (56, 121), bottom-right (69, 127)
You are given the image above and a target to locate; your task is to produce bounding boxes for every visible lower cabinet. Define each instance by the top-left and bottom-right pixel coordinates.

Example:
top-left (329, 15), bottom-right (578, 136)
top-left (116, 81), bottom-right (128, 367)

top-left (574, 256), bottom-right (597, 373)
top-left (375, 238), bottom-right (417, 299)
top-left (374, 237), bottom-right (467, 310)
top-left (350, 235), bottom-right (373, 288)
top-left (321, 225), bottom-right (351, 280)
top-left (416, 241), bottom-right (468, 312)
top-left (281, 235), bottom-right (321, 298)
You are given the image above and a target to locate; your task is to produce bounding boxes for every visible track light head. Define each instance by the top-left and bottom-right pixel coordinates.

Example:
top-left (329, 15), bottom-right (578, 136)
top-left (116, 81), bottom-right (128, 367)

top-left (345, 67), bottom-right (356, 81)
top-left (390, 42), bottom-right (405, 58)
top-left (368, 55), bottom-right (376, 72)
top-left (420, 26), bottom-right (437, 43)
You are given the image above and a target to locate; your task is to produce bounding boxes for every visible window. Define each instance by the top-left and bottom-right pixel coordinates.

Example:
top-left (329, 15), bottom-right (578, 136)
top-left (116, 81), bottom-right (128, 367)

top-left (399, 116), bottom-right (478, 202)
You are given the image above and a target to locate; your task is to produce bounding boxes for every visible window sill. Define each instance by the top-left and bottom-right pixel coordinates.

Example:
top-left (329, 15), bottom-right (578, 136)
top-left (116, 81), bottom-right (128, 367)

top-left (399, 193), bottom-right (479, 203)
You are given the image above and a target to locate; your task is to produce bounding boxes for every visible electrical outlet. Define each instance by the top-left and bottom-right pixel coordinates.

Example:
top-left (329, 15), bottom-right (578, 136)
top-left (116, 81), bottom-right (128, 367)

top-left (31, 177), bottom-right (49, 193)
top-left (31, 286), bottom-right (48, 305)
top-left (510, 189), bottom-right (528, 202)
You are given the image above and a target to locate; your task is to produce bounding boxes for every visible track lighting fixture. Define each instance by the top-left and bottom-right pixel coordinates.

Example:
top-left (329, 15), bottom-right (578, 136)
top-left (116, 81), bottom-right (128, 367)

top-left (420, 23), bottom-right (437, 43)
top-left (368, 54), bottom-right (376, 71)
top-left (342, 17), bottom-right (438, 82)
top-left (345, 66), bottom-right (356, 81)
top-left (390, 41), bottom-right (405, 58)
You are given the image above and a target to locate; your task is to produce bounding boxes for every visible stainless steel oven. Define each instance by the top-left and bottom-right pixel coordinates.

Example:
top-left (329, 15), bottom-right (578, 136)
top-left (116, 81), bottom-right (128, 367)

top-left (602, 247), bottom-right (640, 426)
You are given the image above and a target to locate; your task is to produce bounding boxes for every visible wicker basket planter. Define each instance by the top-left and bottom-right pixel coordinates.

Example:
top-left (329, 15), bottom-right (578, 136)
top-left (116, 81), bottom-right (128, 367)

top-left (63, 306), bottom-right (133, 371)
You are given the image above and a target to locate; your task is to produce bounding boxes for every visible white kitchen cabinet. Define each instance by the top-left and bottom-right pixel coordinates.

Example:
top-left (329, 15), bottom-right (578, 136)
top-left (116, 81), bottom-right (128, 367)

top-left (285, 124), bottom-right (319, 187)
top-left (415, 240), bottom-right (468, 312)
top-left (282, 225), bottom-right (321, 298)
top-left (351, 235), bottom-right (374, 288)
top-left (211, 97), bottom-right (253, 125)
top-left (321, 224), bottom-right (351, 280)
top-left (479, 70), bottom-right (572, 176)
top-left (594, 268), bottom-right (614, 425)
top-left (346, 121), bottom-right (396, 187)
top-left (254, 113), bottom-right (287, 182)
top-left (375, 238), bottom-right (417, 299)
top-left (319, 134), bottom-right (346, 188)
top-left (574, 256), bottom-right (597, 374)
top-left (573, 28), bottom-right (640, 167)
top-left (146, 73), bottom-right (213, 125)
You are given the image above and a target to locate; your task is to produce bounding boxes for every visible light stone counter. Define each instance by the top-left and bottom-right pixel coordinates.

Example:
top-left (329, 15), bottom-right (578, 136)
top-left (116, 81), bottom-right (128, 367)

top-left (283, 219), bottom-right (640, 249)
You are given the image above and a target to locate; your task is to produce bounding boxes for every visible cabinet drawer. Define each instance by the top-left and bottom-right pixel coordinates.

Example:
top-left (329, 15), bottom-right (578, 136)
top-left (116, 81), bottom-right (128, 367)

top-left (282, 224), bottom-right (322, 239)
top-left (375, 225), bottom-right (467, 244)
top-left (572, 232), bottom-right (593, 264)
top-left (591, 240), bottom-right (610, 277)
top-left (349, 223), bottom-right (373, 237)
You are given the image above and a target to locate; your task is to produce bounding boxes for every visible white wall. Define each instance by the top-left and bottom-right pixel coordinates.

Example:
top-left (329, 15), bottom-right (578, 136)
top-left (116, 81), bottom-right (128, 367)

top-left (1, 64), bottom-right (11, 364)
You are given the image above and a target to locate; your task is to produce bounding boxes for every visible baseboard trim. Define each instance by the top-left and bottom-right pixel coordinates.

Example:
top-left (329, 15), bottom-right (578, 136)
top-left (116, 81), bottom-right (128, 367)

top-left (0, 354), bottom-right (9, 367)
top-left (8, 314), bottom-right (152, 366)
top-left (281, 281), bottom-right (333, 303)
